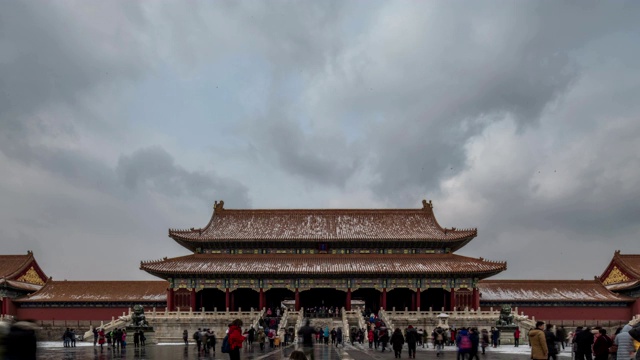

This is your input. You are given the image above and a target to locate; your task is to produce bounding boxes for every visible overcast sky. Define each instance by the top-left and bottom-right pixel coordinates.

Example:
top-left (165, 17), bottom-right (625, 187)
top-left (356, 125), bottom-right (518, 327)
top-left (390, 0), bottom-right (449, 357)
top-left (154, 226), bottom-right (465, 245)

top-left (1, 1), bottom-right (639, 281)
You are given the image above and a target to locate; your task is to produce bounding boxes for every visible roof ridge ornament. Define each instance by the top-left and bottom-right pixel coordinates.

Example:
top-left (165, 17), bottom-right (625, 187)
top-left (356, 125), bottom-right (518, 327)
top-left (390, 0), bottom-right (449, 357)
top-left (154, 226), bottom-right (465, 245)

top-left (214, 200), bottom-right (225, 213)
top-left (422, 199), bottom-right (433, 209)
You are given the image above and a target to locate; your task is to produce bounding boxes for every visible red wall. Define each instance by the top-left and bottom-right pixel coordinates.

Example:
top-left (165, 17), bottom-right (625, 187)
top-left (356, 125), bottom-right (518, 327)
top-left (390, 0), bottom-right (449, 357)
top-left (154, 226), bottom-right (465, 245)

top-left (507, 306), bottom-right (632, 321)
top-left (14, 305), bottom-right (159, 322)
top-left (633, 298), bottom-right (640, 317)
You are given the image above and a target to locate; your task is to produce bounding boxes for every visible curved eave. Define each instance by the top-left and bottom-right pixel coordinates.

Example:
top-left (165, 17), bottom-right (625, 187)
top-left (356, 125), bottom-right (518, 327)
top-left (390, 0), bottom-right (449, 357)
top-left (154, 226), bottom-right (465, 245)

top-left (169, 233), bottom-right (477, 252)
top-left (141, 268), bottom-right (505, 280)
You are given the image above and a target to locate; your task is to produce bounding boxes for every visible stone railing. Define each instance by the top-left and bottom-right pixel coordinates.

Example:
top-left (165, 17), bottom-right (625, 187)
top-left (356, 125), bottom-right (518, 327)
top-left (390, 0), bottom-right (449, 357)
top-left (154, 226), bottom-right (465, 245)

top-left (294, 307), bottom-right (304, 343)
top-left (341, 307), bottom-right (350, 343)
top-left (378, 308), bottom-right (395, 331)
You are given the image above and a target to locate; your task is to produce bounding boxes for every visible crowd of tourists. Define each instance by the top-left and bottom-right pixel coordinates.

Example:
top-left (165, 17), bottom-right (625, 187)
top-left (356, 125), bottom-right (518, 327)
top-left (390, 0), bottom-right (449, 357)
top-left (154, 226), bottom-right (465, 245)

top-left (93, 327), bottom-right (146, 351)
top-left (304, 306), bottom-right (341, 318)
top-left (529, 319), bottom-right (640, 360)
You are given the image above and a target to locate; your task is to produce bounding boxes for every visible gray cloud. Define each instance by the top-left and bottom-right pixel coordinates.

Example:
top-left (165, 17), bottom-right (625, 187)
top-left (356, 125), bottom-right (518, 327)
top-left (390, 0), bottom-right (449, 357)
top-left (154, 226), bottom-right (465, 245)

top-left (0, 0), bottom-right (639, 281)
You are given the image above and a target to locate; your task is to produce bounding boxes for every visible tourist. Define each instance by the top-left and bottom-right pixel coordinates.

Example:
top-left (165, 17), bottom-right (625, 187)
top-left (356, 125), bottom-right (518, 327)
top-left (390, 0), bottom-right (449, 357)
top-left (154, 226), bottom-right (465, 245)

top-left (405, 325), bottom-right (417, 359)
top-left (390, 328), bottom-right (405, 359)
top-left (593, 328), bottom-right (612, 360)
top-left (468, 328), bottom-right (480, 360)
top-left (290, 350), bottom-right (308, 360)
top-left (98, 328), bottom-right (106, 350)
top-left (417, 328), bottom-right (424, 348)
top-left (248, 326), bottom-right (255, 346)
top-left (5, 320), bottom-right (38, 360)
top-left (373, 327), bottom-right (379, 349)
top-left (434, 327), bottom-right (445, 356)
top-left (556, 325), bottom-right (567, 350)
top-left (62, 328), bottom-right (70, 347)
top-left (380, 327), bottom-right (390, 352)
top-left (298, 319), bottom-right (317, 360)
top-left (514, 327), bottom-right (520, 347)
top-left (257, 327), bottom-right (266, 350)
top-left (183, 329), bottom-right (188, 345)
top-left (456, 327), bottom-right (472, 360)
top-left (575, 326), bottom-right (594, 360)
top-left (615, 324), bottom-right (636, 360)
top-left (93, 327), bottom-right (98, 346)
top-left (480, 328), bottom-right (489, 355)
top-left (331, 328), bottom-right (337, 344)
top-left (268, 327), bottom-right (276, 348)
top-left (368, 328), bottom-right (374, 348)
top-left (228, 319), bottom-right (246, 360)
top-left (70, 328), bottom-right (76, 347)
top-left (209, 330), bottom-right (217, 354)
top-left (529, 321), bottom-right (548, 360)
top-left (121, 329), bottom-right (127, 348)
top-left (139, 330), bottom-right (146, 346)
top-left (336, 327), bottom-right (343, 348)
top-left (194, 327), bottom-right (202, 351)
top-left (133, 329), bottom-right (140, 348)
top-left (544, 324), bottom-right (558, 360)
top-left (324, 326), bottom-right (330, 345)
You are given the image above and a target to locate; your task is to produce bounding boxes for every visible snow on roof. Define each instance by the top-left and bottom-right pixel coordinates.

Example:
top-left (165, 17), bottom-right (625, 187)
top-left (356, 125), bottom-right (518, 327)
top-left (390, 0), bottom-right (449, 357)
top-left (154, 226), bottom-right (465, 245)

top-left (15, 280), bottom-right (167, 303)
top-left (478, 280), bottom-right (634, 303)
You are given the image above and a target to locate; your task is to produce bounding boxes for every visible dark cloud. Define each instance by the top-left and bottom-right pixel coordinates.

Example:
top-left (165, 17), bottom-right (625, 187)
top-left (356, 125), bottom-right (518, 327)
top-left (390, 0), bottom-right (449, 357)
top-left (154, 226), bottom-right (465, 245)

top-left (117, 146), bottom-right (250, 205)
top-left (0, 0), bottom-right (639, 282)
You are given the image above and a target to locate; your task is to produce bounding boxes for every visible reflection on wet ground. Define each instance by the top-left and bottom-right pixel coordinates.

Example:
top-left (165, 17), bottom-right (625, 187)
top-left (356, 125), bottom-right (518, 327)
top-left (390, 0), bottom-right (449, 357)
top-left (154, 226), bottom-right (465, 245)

top-left (35, 342), bottom-right (559, 359)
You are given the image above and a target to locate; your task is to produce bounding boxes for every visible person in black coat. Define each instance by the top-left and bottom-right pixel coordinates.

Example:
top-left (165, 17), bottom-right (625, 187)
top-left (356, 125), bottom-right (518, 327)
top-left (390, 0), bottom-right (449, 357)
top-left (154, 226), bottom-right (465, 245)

top-left (544, 324), bottom-right (558, 360)
top-left (390, 328), bottom-right (405, 359)
top-left (469, 328), bottom-right (480, 360)
top-left (405, 326), bottom-right (417, 359)
top-left (575, 327), bottom-right (594, 360)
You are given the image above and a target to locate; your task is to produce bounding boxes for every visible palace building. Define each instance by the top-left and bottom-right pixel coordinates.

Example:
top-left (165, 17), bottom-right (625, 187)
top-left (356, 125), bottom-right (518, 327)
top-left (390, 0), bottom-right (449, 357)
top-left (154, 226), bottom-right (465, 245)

top-left (140, 200), bottom-right (507, 313)
top-left (2, 200), bottom-right (638, 326)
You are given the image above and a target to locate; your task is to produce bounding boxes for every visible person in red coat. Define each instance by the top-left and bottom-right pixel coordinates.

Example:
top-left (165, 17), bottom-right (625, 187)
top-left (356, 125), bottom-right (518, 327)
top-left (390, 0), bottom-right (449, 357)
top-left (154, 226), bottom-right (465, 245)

top-left (514, 328), bottom-right (521, 347)
top-left (98, 328), bottom-right (106, 350)
top-left (228, 319), bottom-right (246, 360)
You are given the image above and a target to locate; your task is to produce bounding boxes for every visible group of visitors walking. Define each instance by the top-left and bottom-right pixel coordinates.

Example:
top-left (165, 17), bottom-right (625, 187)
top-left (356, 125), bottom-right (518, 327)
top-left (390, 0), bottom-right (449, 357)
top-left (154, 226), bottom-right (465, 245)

top-left (528, 319), bottom-right (640, 360)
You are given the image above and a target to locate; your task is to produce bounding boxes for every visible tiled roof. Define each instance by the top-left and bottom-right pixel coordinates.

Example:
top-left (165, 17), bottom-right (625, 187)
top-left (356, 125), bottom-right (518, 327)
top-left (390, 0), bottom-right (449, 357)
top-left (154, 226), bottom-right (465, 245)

top-left (15, 281), bottom-right (168, 303)
top-left (605, 280), bottom-right (640, 292)
top-left (0, 279), bottom-right (43, 292)
top-left (140, 253), bottom-right (506, 277)
top-left (0, 253), bottom-right (33, 279)
top-left (616, 254), bottom-right (640, 278)
top-left (478, 280), bottom-right (634, 303)
top-left (169, 201), bottom-right (477, 247)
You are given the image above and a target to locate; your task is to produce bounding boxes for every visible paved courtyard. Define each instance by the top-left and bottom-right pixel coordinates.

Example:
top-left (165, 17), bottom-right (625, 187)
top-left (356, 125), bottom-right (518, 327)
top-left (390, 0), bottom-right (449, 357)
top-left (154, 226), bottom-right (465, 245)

top-left (35, 341), bottom-right (575, 359)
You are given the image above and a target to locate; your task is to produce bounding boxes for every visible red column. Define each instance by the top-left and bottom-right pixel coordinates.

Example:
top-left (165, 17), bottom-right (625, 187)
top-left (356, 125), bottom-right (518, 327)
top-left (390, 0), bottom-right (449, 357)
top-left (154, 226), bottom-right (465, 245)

top-left (472, 288), bottom-right (479, 310)
top-left (190, 289), bottom-right (196, 310)
top-left (259, 288), bottom-right (264, 310)
top-left (346, 288), bottom-right (352, 311)
top-left (449, 288), bottom-right (456, 311)
top-left (295, 288), bottom-right (300, 311)
top-left (382, 288), bottom-right (387, 310)
top-left (1, 297), bottom-right (6, 315)
top-left (416, 288), bottom-right (421, 311)
top-left (230, 292), bottom-right (235, 311)
top-left (225, 288), bottom-right (230, 311)
top-left (167, 288), bottom-right (175, 311)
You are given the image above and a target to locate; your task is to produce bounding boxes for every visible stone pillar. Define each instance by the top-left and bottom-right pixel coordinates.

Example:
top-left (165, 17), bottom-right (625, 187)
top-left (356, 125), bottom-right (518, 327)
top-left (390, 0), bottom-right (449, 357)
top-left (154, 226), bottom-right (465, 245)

top-left (225, 288), bottom-right (230, 311)
top-left (346, 288), bottom-right (352, 311)
top-left (167, 288), bottom-right (175, 311)
top-left (449, 288), bottom-right (456, 311)
top-left (382, 288), bottom-right (387, 310)
top-left (190, 288), bottom-right (196, 311)
top-left (295, 288), bottom-right (300, 311)
top-left (472, 287), bottom-right (480, 310)
top-left (416, 288), bottom-right (421, 311)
